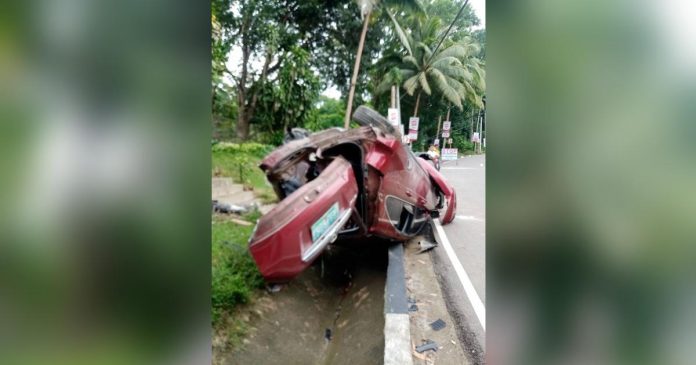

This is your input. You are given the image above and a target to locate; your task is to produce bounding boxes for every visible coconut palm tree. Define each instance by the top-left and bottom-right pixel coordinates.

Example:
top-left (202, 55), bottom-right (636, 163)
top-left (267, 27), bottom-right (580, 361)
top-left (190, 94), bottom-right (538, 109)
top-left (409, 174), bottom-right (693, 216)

top-left (376, 15), bottom-right (485, 117)
top-left (343, 0), bottom-right (423, 128)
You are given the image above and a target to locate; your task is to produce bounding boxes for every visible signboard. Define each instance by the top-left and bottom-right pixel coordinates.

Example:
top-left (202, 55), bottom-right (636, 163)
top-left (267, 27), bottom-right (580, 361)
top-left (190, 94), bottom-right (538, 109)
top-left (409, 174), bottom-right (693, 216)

top-left (472, 132), bottom-right (480, 143)
top-left (448, 138), bottom-right (453, 144)
top-left (408, 117), bottom-right (420, 130)
top-left (433, 138), bottom-right (440, 146)
top-left (442, 131), bottom-right (450, 138)
top-left (408, 129), bottom-right (418, 141)
top-left (441, 148), bottom-right (458, 161)
top-left (387, 108), bottom-right (400, 126)
top-left (442, 121), bottom-right (451, 131)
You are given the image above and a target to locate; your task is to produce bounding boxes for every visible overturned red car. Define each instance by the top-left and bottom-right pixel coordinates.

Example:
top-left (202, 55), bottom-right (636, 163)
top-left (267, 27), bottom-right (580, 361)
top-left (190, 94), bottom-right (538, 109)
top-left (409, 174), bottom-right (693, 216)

top-left (248, 106), bottom-right (457, 283)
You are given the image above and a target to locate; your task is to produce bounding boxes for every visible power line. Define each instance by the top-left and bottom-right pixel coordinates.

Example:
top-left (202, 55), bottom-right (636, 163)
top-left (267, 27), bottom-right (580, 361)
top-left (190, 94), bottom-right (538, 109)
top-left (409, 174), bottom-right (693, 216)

top-left (425, 0), bottom-right (470, 66)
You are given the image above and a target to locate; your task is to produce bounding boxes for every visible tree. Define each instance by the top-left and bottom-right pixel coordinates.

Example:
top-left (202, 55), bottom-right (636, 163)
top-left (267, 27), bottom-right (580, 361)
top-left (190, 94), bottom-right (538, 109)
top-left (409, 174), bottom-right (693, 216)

top-left (306, 96), bottom-right (346, 131)
top-left (252, 46), bottom-right (321, 144)
top-left (214, 0), bottom-right (384, 141)
top-left (375, 14), bottom-right (485, 117)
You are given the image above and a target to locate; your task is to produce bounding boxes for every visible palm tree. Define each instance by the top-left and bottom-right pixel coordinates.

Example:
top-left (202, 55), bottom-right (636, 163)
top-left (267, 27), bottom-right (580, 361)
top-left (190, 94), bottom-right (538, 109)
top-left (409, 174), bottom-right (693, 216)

top-left (343, 0), bottom-right (423, 128)
top-left (376, 15), bottom-right (485, 117)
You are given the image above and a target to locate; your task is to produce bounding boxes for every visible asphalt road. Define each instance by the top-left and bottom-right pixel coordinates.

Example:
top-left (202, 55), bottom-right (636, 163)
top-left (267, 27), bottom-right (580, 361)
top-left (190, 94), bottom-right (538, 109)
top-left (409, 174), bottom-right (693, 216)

top-left (430, 154), bottom-right (486, 360)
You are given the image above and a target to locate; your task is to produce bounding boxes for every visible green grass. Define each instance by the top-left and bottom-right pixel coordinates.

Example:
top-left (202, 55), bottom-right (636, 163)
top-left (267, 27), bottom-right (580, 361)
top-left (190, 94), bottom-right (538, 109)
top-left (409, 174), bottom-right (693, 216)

top-left (211, 142), bottom-right (278, 203)
top-left (211, 216), bottom-right (265, 325)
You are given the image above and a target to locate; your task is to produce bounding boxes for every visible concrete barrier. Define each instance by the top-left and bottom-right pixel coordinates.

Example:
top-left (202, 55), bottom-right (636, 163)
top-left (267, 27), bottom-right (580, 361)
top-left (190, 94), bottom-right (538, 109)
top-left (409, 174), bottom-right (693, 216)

top-left (384, 243), bottom-right (413, 365)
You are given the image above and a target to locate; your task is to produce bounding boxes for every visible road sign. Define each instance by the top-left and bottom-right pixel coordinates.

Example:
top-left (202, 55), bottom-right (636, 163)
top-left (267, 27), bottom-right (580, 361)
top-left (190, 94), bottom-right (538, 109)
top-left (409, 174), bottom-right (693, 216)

top-left (442, 131), bottom-right (450, 138)
top-left (408, 117), bottom-right (419, 130)
top-left (408, 128), bottom-right (418, 141)
top-left (441, 148), bottom-right (458, 161)
top-left (388, 108), bottom-right (400, 126)
top-left (442, 121), bottom-right (451, 131)
top-left (472, 132), bottom-right (480, 143)
top-left (433, 138), bottom-right (440, 146)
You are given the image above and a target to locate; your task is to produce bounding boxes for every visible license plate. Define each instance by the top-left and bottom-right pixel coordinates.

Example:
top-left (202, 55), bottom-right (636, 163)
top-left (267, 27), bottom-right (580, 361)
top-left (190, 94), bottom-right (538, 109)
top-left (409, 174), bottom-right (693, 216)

top-left (311, 203), bottom-right (340, 242)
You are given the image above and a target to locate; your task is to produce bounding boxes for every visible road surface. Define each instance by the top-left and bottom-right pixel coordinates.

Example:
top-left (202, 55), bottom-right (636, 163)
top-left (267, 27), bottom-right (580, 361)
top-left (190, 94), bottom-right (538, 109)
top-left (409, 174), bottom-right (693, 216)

top-left (431, 154), bottom-right (486, 360)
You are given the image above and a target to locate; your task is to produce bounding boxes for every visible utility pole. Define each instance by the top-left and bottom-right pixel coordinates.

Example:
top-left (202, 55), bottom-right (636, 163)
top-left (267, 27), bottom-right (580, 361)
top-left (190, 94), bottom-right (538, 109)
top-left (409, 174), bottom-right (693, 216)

top-left (343, 10), bottom-right (371, 128)
top-left (390, 85), bottom-right (396, 109)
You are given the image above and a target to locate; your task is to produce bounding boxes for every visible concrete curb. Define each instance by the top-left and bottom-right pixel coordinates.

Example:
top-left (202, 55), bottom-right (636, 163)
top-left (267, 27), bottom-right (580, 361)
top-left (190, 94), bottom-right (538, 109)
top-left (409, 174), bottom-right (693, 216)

top-left (384, 243), bottom-right (413, 365)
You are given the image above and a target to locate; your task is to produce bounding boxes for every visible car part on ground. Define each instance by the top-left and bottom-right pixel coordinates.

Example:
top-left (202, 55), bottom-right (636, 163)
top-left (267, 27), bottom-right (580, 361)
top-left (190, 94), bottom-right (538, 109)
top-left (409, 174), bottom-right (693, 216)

top-left (430, 319), bottom-right (447, 331)
top-left (248, 106), bottom-right (457, 283)
top-left (415, 340), bottom-right (439, 353)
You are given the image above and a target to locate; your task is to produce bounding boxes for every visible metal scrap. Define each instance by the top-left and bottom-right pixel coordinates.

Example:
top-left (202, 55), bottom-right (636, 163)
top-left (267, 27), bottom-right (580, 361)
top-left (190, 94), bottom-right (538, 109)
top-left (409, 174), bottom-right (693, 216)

top-left (415, 340), bottom-right (439, 353)
top-left (418, 239), bottom-right (438, 254)
top-left (430, 319), bottom-right (446, 331)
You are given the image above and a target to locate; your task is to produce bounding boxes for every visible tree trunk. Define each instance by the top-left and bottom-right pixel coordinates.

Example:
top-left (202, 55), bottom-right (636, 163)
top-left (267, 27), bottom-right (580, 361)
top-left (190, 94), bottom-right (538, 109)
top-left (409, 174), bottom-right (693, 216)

top-left (236, 46), bottom-right (274, 141)
top-left (344, 11), bottom-right (371, 128)
top-left (236, 113), bottom-right (250, 140)
top-left (412, 91), bottom-right (422, 117)
top-left (236, 42), bottom-right (251, 140)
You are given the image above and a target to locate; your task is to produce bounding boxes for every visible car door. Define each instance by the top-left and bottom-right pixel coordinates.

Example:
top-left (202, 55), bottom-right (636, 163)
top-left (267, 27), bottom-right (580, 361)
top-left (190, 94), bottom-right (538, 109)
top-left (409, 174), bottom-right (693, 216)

top-left (248, 156), bottom-right (358, 283)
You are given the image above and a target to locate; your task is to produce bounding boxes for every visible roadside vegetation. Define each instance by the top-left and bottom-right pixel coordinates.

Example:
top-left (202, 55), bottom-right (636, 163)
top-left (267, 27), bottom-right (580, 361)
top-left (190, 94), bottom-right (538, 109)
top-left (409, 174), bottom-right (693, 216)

top-left (212, 0), bottom-right (486, 153)
top-left (211, 142), bottom-right (277, 204)
top-left (211, 142), bottom-right (273, 332)
top-left (211, 213), bottom-right (264, 325)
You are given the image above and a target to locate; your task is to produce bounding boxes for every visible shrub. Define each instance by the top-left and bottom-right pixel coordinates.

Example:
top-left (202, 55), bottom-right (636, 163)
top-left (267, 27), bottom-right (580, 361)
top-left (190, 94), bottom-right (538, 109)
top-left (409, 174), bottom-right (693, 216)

top-left (211, 142), bottom-right (272, 158)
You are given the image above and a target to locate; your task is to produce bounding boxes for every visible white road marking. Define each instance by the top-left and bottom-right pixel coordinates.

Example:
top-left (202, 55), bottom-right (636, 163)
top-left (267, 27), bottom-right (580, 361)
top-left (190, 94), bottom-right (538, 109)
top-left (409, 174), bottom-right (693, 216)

top-left (456, 215), bottom-right (484, 222)
top-left (433, 221), bottom-right (486, 331)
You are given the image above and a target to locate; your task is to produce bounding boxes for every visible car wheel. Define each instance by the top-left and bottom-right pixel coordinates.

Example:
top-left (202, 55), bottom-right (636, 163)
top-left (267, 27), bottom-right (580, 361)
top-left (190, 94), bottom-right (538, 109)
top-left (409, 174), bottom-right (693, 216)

top-left (352, 106), bottom-right (397, 135)
top-left (439, 190), bottom-right (456, 225)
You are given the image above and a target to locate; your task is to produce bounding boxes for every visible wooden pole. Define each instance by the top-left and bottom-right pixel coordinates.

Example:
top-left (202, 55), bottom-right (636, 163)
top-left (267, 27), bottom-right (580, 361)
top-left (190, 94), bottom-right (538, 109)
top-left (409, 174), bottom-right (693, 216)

top-left (390, 85), bottom-right (396, 108)
top-left (344, 11), bottom-right (371, 128)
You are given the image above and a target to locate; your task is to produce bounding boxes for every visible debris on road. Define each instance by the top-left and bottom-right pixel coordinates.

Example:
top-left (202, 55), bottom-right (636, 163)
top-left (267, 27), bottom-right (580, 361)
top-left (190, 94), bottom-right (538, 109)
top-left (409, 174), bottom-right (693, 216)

top-left (212, 200), bottom-right (259, 214)
top-left (415, 340), bottom-right (439, 353)
top-left (266, 284), bottom-right (284, 293)
top-left (324, 328), bottom-right (332, 341)
top-left (417, 239), bottom-right (438, 254)
top-left (429, 319), bottom-right (446, 331)
top-left (408, 296), bottom-right (418, 312)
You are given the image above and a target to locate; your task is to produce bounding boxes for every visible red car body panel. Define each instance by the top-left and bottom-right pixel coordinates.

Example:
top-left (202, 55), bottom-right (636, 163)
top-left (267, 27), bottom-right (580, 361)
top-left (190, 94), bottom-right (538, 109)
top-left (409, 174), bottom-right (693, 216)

top-left (248, 118), bottom-right (457, 283)
top-left (248, 156), bottom-right (358, 282)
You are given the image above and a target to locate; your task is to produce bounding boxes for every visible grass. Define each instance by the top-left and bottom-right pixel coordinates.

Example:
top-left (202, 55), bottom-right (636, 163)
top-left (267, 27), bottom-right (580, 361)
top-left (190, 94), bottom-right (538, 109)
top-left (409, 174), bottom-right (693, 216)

top-left (211, 142), bottom-right (277, 340)
top-left (211, 142), bottom-right (278, 204)
top-left (211, 215), bottom-right (265, 325)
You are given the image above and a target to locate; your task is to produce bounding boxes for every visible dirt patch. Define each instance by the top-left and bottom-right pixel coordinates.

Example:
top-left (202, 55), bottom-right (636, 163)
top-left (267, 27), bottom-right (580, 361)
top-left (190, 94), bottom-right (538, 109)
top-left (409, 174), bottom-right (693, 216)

top-left (217, 243), bottom-right (388, 365)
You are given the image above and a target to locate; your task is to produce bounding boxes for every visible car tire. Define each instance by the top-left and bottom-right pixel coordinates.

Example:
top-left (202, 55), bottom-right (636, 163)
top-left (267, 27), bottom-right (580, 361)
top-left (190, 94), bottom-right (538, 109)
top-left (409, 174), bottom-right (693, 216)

top-left (439, 190), bottom-right (456, 225)
top-left (352, 106), bottom-right (397, 135)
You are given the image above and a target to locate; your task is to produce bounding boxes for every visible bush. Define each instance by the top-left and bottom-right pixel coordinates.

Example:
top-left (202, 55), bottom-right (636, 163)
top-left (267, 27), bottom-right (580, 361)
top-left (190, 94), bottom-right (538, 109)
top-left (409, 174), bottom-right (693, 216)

top-left (211, 219), bottom-right (265, 324)
top-left (211, 142), bottom-right (272, 158)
